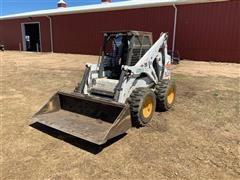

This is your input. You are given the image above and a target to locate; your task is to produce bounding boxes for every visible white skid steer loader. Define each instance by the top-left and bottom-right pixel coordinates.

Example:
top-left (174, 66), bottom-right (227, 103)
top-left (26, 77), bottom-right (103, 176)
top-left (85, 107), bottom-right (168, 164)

top-left (31, 31), bottom-right (176, 145)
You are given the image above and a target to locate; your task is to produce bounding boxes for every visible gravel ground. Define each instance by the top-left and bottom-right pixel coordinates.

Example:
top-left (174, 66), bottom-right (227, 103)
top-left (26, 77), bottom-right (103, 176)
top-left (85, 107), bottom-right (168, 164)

top-left (0, 51), bottom-right (239, 180)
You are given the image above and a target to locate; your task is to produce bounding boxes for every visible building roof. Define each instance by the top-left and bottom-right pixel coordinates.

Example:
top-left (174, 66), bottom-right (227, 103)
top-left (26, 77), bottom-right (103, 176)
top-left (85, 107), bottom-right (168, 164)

top-left (0, 0), bottom-right (228, 20)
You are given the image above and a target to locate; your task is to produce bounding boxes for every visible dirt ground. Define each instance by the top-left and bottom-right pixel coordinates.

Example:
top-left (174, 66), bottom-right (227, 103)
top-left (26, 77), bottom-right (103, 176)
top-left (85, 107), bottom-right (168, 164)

top-left (0, 51), bottom-right (239, 180)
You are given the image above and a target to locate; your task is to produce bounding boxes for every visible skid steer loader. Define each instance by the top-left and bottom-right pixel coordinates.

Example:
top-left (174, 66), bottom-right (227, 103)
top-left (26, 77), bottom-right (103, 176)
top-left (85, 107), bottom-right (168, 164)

top-left (31, 31), bottom-right (176, 145)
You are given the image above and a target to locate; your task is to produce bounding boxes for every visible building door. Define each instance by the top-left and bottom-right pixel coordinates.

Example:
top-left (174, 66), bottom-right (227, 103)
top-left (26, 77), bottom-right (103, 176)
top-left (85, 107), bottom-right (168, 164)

top-left (22, 23), bottom-right (41, 52)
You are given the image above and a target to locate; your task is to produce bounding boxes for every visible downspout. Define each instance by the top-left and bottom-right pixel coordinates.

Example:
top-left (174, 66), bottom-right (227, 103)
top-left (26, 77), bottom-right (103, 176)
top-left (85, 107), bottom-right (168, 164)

top-left (172, 4), bottom-right (178, 58)
top-left (46, 16), bottom-right (54, 53)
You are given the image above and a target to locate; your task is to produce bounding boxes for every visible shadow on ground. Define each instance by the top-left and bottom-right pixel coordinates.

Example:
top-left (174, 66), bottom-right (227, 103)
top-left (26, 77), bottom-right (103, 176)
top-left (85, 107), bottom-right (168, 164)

top-left (30, 122), bottom-right (126, 154)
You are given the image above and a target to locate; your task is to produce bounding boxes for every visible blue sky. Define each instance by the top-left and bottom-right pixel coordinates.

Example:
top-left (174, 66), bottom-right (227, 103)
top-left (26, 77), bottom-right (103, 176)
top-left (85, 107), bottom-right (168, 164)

top-left (0, 0), bottom-right (127, 16)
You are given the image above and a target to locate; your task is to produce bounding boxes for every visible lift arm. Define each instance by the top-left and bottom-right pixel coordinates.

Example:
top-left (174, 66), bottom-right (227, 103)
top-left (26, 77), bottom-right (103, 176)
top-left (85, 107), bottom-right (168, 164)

top-left (122, 33), bottom-right (171, 83)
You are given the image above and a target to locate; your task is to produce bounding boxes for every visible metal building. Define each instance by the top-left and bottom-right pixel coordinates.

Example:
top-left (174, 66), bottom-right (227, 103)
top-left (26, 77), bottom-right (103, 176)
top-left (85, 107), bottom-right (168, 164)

top-left (0, 0), bottom-right (239, 63)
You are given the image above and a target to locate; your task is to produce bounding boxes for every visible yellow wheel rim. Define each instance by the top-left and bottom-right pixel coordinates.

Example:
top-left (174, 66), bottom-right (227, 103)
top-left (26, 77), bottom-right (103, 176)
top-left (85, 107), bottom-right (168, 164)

top-left (167, 87), bottom-right (175, 105)
top-left (142, 96), bottom-right (153, 118)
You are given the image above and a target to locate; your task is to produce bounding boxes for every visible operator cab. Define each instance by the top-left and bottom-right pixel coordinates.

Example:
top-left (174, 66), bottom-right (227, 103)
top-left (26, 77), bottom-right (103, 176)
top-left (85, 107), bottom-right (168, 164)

top-left (91, 31), bottom-right (153, 98)
top-left (98, 31), bottom-right (153, 79)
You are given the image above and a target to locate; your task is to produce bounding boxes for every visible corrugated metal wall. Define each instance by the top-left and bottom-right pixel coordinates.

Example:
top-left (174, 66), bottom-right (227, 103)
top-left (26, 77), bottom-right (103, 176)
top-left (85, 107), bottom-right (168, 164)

top-left (0, 19), bottom-right (22, 50)
top-left (0, 0), bottom-right (239, 62)
top-left (176, 0), bottom-right (240, 62)
top-left (0, 17), bottom-right (51, 52)
top-left (52, 5), bottom-right (174, 55)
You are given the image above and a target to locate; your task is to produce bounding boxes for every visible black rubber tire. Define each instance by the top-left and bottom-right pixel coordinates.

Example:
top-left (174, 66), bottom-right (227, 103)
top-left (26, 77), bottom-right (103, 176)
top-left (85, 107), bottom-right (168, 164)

top-left (155, 80), bottom-right (176, 111)
top-left (128, 88), bottom-right (156, 127)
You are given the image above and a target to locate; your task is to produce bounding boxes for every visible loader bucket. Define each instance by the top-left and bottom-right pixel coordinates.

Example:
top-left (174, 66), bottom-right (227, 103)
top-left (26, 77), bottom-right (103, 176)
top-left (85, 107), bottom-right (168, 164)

top-left (31, 92), bottom-right (131, 145)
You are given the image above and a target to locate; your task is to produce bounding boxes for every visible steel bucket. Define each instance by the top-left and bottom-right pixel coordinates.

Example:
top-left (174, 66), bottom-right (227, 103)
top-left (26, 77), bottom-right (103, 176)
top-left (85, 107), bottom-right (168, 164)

top-left (31, 91), bottom-right (131, 145)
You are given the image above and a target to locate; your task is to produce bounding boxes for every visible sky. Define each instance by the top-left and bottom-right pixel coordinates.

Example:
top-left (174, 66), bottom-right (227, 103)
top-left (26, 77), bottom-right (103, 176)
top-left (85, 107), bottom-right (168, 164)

top-left (0, 0), bottom-right (128, 16)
